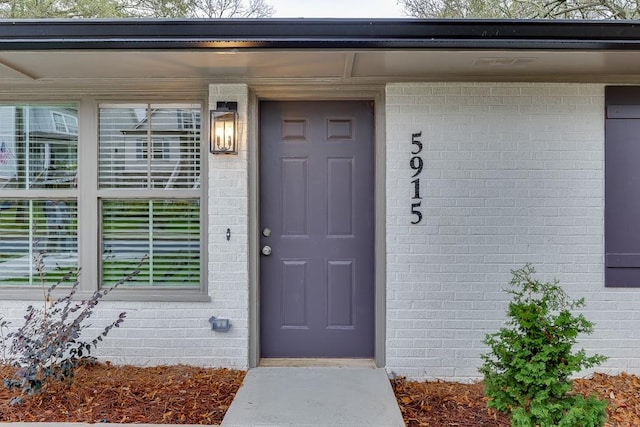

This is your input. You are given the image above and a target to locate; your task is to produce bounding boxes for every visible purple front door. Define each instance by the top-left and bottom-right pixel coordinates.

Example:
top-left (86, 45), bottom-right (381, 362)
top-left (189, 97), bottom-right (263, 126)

top-left (259, 101), bottom-right (375, 358)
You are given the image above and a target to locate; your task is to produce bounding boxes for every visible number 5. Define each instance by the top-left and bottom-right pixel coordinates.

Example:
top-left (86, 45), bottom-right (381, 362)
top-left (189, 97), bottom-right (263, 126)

top-left (411, 132), bottom-right (423, 155)
top-left (411, 202), bottom-right (422, 224)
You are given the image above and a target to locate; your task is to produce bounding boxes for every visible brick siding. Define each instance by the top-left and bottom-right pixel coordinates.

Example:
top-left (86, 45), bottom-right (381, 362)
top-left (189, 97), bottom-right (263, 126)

top-left (385, 83), bottom-right (638, 380)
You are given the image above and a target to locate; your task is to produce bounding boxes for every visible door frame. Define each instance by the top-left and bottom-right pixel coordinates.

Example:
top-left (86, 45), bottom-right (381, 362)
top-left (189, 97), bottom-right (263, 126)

top-left (247, 85), bottom-right (387, 368)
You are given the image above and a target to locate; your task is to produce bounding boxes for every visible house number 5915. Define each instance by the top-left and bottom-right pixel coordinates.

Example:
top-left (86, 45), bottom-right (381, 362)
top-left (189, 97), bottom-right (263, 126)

top-left (410, 132), bottom-right (423, 225)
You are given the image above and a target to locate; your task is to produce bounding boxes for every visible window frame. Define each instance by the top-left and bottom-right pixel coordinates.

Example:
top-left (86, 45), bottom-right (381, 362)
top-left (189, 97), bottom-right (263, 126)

top-left (0, 96), bottom-right (209, 302)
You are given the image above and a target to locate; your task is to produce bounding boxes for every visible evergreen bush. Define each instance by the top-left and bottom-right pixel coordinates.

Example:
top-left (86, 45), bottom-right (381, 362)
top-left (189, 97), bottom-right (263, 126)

top-left (480, 264), bottom-right (608, 427)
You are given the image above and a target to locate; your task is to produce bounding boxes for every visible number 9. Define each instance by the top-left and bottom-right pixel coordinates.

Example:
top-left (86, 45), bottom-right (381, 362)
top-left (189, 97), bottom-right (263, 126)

top-left (410, 156), bottom-right (423, 178)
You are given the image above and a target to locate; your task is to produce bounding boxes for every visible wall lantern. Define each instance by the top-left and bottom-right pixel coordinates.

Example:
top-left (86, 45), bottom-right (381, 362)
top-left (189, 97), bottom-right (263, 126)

top-left (210, 101), bottom-right (238, 154)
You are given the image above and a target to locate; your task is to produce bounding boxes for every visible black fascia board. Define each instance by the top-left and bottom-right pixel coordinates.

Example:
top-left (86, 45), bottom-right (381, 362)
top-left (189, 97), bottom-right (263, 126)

top-left (1, 18), bottom-right (640, 50)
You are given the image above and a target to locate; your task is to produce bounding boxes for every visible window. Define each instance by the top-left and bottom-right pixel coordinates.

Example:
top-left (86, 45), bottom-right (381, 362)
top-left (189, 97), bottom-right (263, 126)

top-left (101, 199), bottom-right (200, 287)
top-left (0, 101), bottom-right (204, 298)
top-left (605, 87), bottom-right (640, 287)
top-left (51, 111), bottom-right (78, 135)
top-left (0, 104), bottom-right (78, 286)
top-left (98, 103), bottom-right (201, 289)
top-left (136, 138), bottom-right (169, 161)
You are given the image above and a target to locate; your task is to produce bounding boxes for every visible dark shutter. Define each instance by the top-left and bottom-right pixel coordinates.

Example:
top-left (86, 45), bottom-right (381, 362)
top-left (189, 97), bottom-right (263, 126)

top-left (605, 87), bottom-right (640, 287)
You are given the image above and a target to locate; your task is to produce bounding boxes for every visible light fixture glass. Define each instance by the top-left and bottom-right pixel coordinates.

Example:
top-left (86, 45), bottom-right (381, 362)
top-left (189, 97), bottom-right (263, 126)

top-left (210, 102), bottom-right (238, 154)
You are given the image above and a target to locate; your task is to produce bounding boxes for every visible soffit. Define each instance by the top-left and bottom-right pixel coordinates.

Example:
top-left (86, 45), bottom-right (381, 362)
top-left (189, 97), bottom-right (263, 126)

top-left (0, 49), bottom-right (640, 83)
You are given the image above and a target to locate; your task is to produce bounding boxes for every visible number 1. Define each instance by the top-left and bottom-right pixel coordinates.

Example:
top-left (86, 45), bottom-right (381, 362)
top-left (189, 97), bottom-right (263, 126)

top-left (411, 178), bottom-right (421, 199)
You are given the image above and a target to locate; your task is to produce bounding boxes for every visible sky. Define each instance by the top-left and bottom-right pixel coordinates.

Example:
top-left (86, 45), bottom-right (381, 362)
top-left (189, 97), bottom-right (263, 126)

top-left (269, 0), bottom-right (405, 18)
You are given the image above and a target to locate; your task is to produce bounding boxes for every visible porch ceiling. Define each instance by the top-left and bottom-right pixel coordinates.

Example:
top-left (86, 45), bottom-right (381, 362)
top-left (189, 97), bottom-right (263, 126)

top-left (1, 48), bottom-right (640, 84)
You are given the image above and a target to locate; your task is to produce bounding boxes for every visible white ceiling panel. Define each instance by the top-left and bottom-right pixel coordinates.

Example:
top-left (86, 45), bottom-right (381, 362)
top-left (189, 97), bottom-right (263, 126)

top-left (0, 51), bottom-right (350, 80)
top-left (0, 49), bottom-right (639, 84)
top-left (352, 50), bottom-right (640, 81)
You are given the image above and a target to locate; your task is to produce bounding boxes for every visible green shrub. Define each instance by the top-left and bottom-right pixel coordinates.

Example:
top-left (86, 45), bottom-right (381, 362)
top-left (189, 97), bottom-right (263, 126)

top-left (480, 264), bottom-right (608, 427)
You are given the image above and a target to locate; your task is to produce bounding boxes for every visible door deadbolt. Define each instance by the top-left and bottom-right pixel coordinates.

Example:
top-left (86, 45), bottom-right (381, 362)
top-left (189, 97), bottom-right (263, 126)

top-left (261, 245), bottom-right (272, 256)
top-left (262, 227), bottom-right (271, 237)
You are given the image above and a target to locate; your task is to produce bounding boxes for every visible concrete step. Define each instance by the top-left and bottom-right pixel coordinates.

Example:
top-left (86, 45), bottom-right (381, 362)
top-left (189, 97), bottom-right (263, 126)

top-left (221, 367), bottom-right (404, 427)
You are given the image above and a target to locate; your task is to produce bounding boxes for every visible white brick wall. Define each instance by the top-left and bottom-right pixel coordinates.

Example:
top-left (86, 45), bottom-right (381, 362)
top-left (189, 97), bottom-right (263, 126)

top-left (203, 83), bottom-right (250, 369)
top-left (0, 299), bottom-right (248, 368)
top-left (386, 82), bottom-right (639, 381)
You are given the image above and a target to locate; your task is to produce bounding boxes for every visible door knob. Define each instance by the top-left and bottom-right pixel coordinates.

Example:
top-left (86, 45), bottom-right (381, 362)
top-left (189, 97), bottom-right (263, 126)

top-left (261, 245), bottom-right (272, 256)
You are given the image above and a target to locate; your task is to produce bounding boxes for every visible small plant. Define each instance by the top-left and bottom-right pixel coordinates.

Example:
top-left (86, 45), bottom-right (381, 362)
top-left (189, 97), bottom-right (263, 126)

top-left (480, 264), bottom-right (608, 427)
top-left (3, 249), bottom-right (141, 402)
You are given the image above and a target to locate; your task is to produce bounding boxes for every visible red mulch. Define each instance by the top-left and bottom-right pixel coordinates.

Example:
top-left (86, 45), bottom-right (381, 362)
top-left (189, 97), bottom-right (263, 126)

top-left (393, 373), bottom-right (640, 427)
top-left (392, 376), bottom-right (510, 426)
top-left (0, 363), bottom-right (244, 424)
top-left (1, 363), bottom-right (640, 426)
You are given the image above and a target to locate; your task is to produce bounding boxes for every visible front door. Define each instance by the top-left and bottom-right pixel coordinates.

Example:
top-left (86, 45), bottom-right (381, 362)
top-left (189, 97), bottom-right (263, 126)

top-left (259, 101), bottom-right (375, 358)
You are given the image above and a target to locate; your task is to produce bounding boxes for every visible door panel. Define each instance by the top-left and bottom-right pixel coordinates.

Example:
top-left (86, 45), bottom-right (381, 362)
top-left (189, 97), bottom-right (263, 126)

top-left (327, 157), bottom-right (354, 236)
top-left (260, 101), bottom-right (375, 358)
top-left (281, 260), bottom-right (308, 328)
top-left (280, 158), bottom-right (308, 236)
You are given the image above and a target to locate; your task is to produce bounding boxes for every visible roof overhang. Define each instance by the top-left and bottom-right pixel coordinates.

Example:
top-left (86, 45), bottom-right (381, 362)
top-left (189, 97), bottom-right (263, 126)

top-left (2, 18), bottom-right (640, 87)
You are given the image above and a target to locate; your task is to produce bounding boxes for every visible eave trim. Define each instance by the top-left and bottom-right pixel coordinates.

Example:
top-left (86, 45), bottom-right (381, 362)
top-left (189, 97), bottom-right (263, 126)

top-left (1, 18), bottom-right (640, 51)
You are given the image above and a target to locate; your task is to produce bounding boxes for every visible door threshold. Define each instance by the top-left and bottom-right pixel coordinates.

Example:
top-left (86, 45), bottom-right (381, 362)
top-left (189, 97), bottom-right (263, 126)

top-left (259, 358), bottom-right (376, 368)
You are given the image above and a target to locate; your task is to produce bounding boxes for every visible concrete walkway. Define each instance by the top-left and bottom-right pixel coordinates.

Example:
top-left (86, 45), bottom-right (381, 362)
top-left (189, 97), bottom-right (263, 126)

top-left (221, 367), bottom-right (405, 427)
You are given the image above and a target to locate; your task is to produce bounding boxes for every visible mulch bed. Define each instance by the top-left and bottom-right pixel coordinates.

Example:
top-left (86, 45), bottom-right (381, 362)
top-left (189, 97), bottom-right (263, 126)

top-left (392, 376), bottom-right (510, 426)
top-left (392, 372), bottom-right (640, 427)
top-left (0, 363), bottom-right (245, 424)
top-left (1, 363), bottom-right (640, 426)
